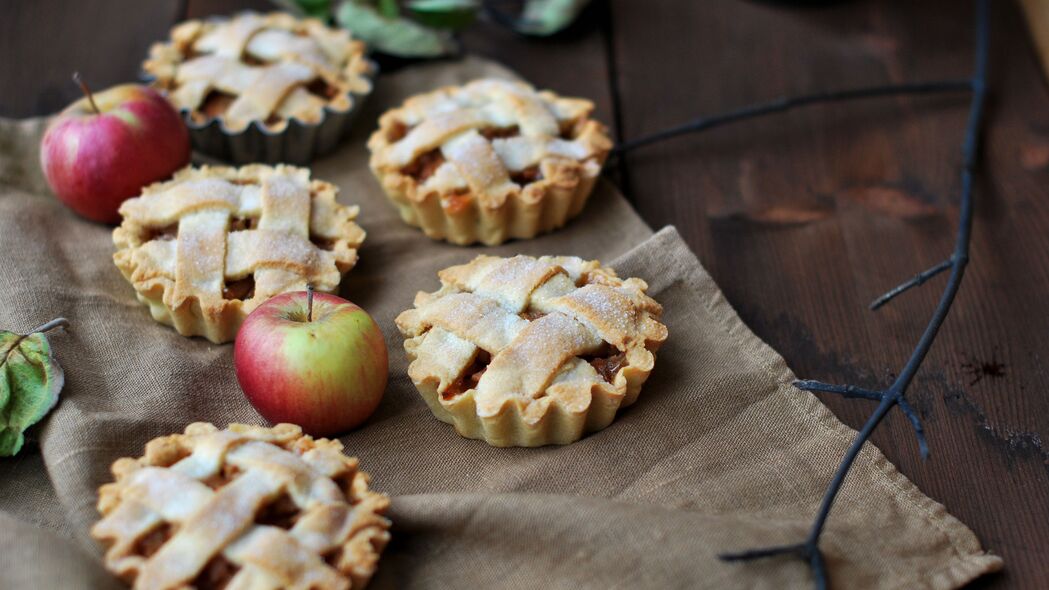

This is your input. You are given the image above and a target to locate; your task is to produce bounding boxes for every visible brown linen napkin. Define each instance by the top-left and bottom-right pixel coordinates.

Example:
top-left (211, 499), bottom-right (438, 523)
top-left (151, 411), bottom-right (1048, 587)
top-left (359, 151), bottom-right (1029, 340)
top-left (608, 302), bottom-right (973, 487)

top-left (0, 56), bottom-right (1001, 589)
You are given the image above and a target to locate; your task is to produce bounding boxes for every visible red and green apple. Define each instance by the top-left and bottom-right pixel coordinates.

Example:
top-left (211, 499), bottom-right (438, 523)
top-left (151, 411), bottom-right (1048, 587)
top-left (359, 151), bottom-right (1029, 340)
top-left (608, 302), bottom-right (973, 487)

top-left (40, 75), bottom-right (190, 224)
top-left (234, 291), bottom-right (388, 437)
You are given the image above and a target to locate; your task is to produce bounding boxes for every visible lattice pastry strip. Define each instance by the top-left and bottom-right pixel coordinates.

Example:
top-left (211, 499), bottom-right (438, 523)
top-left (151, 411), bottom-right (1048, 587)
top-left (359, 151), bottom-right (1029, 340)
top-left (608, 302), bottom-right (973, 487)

top-left (397, 255), bottom-right (668, 447)
top-left (113, 164), bottom-right (365, 343)
top-left (92, 423), bottom-right (391, 590)
top-left (368, 79), bottom-right (613, 245)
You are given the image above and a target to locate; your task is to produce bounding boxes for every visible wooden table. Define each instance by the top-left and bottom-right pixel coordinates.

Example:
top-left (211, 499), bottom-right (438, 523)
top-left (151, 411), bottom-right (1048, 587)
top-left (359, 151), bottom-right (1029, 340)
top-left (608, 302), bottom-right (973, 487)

top-left (2, 1), bottom-right (1046, 587)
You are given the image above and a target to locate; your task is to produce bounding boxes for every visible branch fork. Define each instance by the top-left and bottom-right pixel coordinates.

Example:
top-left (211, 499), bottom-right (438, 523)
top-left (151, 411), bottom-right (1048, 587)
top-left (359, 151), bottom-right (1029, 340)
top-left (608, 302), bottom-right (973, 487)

top-left (793, 380), bottom-right (929, 459)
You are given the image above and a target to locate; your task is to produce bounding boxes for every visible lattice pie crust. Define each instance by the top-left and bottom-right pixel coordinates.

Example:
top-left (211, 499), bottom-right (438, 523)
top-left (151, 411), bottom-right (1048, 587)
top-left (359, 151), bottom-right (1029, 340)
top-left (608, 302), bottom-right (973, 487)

top-left (92, 423), bottom-right (390, 590)
top-left (396, 255), bottom-right (668, 447)
top-left (368, 79), bottom-right (613, 246)
top-left (113, 164), bottom-right (365, 343)
top-left (144, 12), bottom-right (373, 133)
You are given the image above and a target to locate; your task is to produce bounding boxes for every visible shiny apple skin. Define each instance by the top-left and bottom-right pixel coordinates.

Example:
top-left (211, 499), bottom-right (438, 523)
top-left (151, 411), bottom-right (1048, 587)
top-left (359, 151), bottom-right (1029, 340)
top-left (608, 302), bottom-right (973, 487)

top-left (234, 292), bottom-right (389, 437)
top-left (39, 84), bottom-right (190, 224)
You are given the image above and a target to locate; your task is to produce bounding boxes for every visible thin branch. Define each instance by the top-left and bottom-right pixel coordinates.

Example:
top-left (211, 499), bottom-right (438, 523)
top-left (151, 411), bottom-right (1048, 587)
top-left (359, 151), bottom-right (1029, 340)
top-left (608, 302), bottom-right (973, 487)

top-left (869, 258), bottom-right (953, 310)
top-left (795, 380), bottom-right (929, 459)
top-left (793, 380), bottom-right (882, 400)
top-left (720, 542), bottom-right (807, 561)
top-left (612, 79), bottom-right (972, 156)
top-left (716, 0), bottom-right (990, 586)
top-left (597, 0), bottom-right (987, 585)
top-left (896, 397), bottom-right (930, 459)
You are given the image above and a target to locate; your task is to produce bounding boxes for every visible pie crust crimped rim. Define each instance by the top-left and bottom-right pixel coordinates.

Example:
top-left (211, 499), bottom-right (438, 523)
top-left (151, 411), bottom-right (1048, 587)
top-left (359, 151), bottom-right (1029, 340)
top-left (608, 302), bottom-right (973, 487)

top-left (396, 255), bottom-right (668, 447)
top-left (91, 422), bottom-right (391, 590)
top-left (112, 164), bottom-right (365, 344)
top-left (368, 78), bottom-right (613, 246)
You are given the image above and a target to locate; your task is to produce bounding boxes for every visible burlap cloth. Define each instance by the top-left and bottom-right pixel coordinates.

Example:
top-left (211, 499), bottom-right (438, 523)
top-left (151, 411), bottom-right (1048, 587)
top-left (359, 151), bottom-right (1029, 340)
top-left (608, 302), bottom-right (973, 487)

top-left (0, 56), bottom-right (1002, 589)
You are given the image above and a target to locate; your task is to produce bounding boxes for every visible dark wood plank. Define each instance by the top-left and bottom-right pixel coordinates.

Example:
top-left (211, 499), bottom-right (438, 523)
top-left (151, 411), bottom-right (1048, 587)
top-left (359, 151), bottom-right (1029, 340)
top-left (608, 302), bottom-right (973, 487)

top-left (0, 0), bottom-right (182, 117)
top-left (609, 0), bottom-right (1049, 587)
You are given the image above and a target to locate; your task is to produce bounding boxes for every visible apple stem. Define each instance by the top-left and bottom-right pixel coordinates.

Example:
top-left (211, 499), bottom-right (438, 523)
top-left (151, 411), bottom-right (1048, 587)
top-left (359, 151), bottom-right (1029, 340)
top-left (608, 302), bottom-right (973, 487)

top-left (30, 317), bottom-right (71, 335)
top-left (72, 72), bottom-right (100, 115)
top-left (306, 284), bottom-right (314, 322)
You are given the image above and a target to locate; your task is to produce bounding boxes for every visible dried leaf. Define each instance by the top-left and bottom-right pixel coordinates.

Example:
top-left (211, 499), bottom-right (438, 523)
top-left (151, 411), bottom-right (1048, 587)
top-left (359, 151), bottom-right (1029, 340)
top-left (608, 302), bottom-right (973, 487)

top-left (408, 0), bottom-right (479, 30)
top-left (516, 0), bottom-right (592, 36)
top-left (336, 0), bottom-right (458, 57)
top-left (0, 322), bottom-right (66, 457)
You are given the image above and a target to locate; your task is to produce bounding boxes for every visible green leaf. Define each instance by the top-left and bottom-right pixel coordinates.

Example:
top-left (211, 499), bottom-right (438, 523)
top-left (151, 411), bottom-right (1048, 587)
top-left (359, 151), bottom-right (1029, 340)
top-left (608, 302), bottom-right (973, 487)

top-left (515, 0), bottom-right (592, 36)
top-left (408, 0), bottom-right (479, 30)
top-left (270, 0), bottom-right (331, 19)
top-left (377, 0), bottom-right (401, 18)
top-left (0, 321), bottom-right (66, 457)
top-left (295, 0), bottom-right (334, 19)
top-left (336, 0), bottom-right (458, 57)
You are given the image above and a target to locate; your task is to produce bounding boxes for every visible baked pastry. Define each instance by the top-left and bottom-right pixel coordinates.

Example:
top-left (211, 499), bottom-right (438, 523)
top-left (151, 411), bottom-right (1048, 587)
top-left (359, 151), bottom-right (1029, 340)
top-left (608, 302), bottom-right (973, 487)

top-left (144, 12), bottom-right (373, 133)
top-left (113, 164), bottom-right (365, 344)
top-left (368, 78), bottom-right (613, 246)
top-left (91, 422), bottom-right (390, 590)
top-left (396, 255), bottom-right (667, 447)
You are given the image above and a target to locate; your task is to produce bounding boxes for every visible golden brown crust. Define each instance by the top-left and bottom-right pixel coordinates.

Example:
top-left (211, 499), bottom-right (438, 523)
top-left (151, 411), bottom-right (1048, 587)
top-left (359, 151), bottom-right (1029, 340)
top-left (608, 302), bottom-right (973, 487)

top-left (112, 164), bottom-right (366, 343)
top-left (396, 255), bottom-right (667, 447)
top-left (368, 79), bottom-right (613, 246)
top-left (92, 422), bottom-right (390, 590)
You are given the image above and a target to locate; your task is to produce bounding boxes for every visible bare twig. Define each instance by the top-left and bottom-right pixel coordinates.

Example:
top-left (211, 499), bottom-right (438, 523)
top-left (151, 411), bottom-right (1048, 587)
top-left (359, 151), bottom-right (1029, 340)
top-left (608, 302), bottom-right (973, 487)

top-left (605, 0), bottom-right (991, 587)
top-left (718, 1), bottom-right (991, 586)
top-left (869, 258), bottom-right (953, 310)
top-left (612, 80), bottom-right (972, 156)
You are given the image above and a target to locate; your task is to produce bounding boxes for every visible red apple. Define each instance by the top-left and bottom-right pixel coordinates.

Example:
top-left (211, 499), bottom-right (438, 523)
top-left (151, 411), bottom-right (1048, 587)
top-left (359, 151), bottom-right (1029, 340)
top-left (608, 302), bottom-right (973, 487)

top-left (40, 75), bottom-right (190, 223)
top-left (234, 291), bottom-right (389, 436)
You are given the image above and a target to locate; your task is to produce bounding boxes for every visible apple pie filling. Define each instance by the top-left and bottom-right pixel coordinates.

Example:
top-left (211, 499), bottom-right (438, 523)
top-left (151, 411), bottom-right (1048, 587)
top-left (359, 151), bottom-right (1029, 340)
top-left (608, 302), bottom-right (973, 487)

top-left (193, 556), bottom-right (239, 590)
top-left (587, 350), bottom-right (628, 383)
top-left (199, 91), bottom-right (236, 121)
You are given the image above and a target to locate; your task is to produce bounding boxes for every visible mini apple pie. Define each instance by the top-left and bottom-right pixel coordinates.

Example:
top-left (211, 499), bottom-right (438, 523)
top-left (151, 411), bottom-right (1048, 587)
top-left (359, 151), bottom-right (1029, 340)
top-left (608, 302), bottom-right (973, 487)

top-left (368, 79), bottom-right (613, 246)
top-left (396, 255), bottom-right (668, 447)
top-left (143, 12), bottom-right (374, 163)
top-left (145, 12), bottom-right (373, 133)
top-left (92, 422), bottom-right (391, 589)
top-left (113, 164), bottom-right (365, 343)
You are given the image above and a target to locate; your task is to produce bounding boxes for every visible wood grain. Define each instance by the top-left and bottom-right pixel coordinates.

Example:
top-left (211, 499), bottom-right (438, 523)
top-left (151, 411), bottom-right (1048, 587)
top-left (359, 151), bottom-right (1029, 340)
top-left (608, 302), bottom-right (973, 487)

top-left (0, 0), bottom-right (1045, 587)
